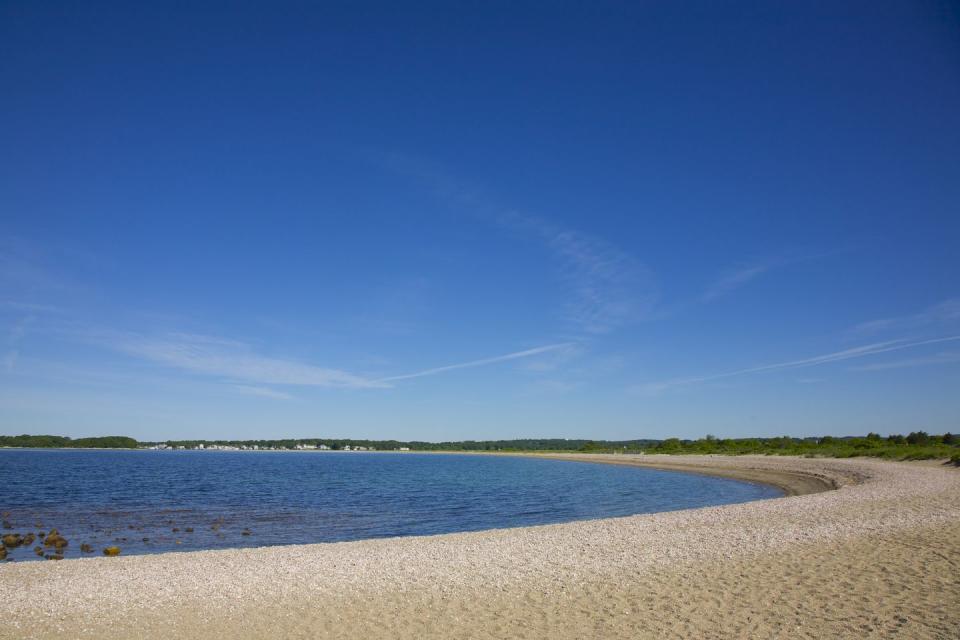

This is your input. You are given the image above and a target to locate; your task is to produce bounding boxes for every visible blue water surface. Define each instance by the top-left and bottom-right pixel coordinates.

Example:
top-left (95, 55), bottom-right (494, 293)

top-left (0, 450), bottom-right (781, 561)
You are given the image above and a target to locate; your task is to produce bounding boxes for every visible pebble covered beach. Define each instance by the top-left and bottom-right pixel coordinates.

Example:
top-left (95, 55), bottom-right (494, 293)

top-left (2, 454), bottom-right (958, 639)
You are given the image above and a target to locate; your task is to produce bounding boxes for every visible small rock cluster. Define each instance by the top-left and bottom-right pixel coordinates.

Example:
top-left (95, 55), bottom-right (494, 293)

top-left (0, 512), bottom-right (257, 562)
top-left (0, 514), bottom-right (124, 561)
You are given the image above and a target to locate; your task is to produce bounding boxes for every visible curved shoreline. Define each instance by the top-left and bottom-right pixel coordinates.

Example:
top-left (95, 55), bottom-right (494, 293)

top-left (1, 455), bottom-right (958, 639)
top-left (511, 452), bottom-right (841, 496)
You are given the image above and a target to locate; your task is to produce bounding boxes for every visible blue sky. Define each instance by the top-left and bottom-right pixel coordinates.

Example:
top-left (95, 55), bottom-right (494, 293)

top-left (1, 1), bottom-right (959, 441)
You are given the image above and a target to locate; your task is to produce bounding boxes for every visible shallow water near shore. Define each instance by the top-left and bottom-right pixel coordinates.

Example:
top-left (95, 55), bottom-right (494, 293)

top-left (0, 450), bottom-right (781, 561)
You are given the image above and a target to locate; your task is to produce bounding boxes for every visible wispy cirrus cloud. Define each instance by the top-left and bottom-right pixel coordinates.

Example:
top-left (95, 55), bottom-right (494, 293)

top-left (2, 350), bottom-right (17, 373)
top-left (699, 248), bottom-right (851, 305)
top-left (516, 341), bottom-right (585, 373)
top-left (854, 298), bottom-right (960, 334)
top-left (379, 342), bottom-right (576, 382)
top-left (97, 330), bottom-right (573, 391)
top-left (3, 314), bottom-right (36, 373)
top-left (364, 150), bottom-right (658, 334)
top-left (700, 250), bottom-right (845, 304)
top-left (701, 265), bottom-right (768, 302)
top-left (544, 226), bottom-right (657, 334)
top-left (230, 385), bottom-right (295, 400)
top-left (850, 351), bottom-right (960, 371)
top-left (633, 335), bottom-right (960, 395)
top-left (499, 210), bottom-right (657, 333)
top-left (106, 332), bottom-right (386, 389)
top-left (0, 236), bottom-right (86, 299)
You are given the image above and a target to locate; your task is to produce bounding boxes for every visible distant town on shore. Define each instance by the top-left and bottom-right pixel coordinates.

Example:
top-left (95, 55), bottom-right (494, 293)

top-left (146, 441), bottom-right (390, 451)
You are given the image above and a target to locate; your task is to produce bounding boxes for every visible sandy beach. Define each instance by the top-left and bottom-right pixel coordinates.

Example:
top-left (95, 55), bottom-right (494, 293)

top-left (2, 454), bottom-right (958, 639)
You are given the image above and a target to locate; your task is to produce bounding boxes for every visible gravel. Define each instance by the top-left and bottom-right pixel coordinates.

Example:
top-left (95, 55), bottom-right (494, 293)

top-left (1, 455), bottom-right (957, 639)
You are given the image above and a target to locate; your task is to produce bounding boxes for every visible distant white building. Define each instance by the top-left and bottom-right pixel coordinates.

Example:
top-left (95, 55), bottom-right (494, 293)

top-left (318, 444), bottom-right (330, 450)
top-left (398, 447), bottom-right (410, 451)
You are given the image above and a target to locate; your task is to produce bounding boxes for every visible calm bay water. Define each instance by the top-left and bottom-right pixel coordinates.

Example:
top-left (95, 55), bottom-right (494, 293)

top-left (0, 450), bottom-right (781, 561)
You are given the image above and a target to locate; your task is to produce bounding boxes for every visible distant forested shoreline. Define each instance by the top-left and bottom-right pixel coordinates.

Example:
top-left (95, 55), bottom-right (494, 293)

top-left (0, 434), bottom-right (139, 449)
top-left (1, 432), bottom-right (958, 462)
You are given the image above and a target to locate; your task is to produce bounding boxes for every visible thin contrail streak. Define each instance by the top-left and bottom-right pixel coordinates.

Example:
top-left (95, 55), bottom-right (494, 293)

top-left (643, 335), bottom-right (960, 392)
top-left (379, 343), bottom-right (575, 383)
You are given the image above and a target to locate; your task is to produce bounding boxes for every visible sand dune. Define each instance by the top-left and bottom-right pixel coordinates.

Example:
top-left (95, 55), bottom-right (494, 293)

top-left (1, 455), bottom-right (958, 639)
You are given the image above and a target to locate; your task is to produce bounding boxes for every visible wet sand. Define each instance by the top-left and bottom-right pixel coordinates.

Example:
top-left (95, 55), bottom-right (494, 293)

top-left (519, 452), bottom-right (842, 496)
top-left (1, 454), bottom-right (958, 639)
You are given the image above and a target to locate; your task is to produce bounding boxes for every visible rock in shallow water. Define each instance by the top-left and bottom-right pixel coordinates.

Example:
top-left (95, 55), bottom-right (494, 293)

top-left (103, 546), bottom-right (121, 557)
top-left (2, 533), bottom-right (22, 548)
top-left (43, 531), bottom-right (68, 549)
